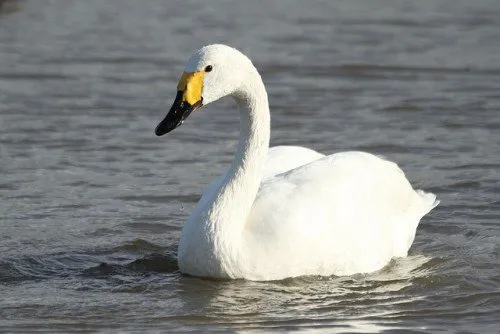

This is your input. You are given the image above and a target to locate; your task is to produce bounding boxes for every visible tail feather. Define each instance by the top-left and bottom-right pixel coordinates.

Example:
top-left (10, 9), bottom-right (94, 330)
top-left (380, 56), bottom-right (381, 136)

top-left (416, 189), bottom-right (440, 214)
top-left (393, 190), bottom-right (438, 257)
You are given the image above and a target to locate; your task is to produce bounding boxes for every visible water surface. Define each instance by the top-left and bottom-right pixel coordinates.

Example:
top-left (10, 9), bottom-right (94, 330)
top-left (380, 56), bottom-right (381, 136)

top-left (0, 0), bottom-right (499, 332)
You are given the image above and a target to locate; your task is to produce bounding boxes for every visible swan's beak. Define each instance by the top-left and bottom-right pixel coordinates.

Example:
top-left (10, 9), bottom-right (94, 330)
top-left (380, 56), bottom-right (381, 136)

top-left (155, 71), bottom-right (204, 136)
top-left (155, 91), bottom-right (203, 136)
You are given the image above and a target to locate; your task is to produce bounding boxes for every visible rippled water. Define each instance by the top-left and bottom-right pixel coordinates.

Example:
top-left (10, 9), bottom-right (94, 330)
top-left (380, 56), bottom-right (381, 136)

top-left (0, 0), bottom-right (499, 332)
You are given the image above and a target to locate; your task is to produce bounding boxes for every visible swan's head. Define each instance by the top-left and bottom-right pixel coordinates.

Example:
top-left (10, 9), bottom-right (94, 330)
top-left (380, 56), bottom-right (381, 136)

top-left (155, 44), bottom-right (253, 136)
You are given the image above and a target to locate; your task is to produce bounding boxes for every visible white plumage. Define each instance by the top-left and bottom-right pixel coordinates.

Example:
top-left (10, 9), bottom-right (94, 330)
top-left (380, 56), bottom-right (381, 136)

top-left (159, 44), bottom-right (438, 281)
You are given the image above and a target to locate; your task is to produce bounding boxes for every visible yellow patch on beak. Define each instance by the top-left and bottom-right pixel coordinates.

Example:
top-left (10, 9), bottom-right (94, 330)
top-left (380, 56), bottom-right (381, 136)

top-left (177, 71), bottom-right (205, 105)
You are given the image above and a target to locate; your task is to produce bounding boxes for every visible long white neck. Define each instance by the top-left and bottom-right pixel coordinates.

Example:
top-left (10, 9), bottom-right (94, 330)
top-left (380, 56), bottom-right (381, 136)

top-left (212, 69), bottom-right (270, 235)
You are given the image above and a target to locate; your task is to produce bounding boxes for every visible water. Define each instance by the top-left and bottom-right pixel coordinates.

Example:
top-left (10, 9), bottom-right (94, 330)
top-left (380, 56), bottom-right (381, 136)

top-left (0, 0), bottom-right (499, 332)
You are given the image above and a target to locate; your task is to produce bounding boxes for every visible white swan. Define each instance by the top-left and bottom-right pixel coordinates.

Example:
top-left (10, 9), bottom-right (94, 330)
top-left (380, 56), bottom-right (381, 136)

top-left (155, 44), bottom-right (438, 281)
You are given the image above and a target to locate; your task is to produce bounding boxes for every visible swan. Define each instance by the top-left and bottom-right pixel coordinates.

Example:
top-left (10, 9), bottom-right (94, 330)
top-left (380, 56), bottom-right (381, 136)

top-left (155, 44), bottom-right (438, 281)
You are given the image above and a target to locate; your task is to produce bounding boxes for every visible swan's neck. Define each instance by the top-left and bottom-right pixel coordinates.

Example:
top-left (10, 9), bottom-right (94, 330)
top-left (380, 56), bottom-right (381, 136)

top-left (206, 69), bottom-right (270, 252)
top-left (214, 72), bottom-right (270, 233)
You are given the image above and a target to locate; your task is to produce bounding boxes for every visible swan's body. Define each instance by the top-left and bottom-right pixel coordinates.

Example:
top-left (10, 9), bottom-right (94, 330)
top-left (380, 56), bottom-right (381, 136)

top-left (156, 44), bottom-right (438, 281)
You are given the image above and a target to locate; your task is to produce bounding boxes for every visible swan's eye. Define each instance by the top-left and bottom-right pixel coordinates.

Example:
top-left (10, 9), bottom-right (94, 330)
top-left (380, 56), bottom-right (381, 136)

top-left (205, 65), bottom-right (213, 72)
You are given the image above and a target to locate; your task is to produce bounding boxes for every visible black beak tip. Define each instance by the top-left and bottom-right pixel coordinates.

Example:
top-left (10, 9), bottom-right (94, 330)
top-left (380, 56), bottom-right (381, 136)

top-left (154, 123), bottom-right (166, 136)
top-left (154, 123), bottom-right (165, 136)
top-left (155, 121), bottom-right (178, 136)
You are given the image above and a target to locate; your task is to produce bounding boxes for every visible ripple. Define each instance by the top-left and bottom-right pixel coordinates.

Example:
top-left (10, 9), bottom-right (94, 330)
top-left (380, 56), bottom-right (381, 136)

top-left (81, 253), bottom-right (179, 278)
top-left (111, 238), bottom-right (166, 253)
top-left (0, 72), bottom-right (72, 81)
top-left (117, 194), bottom-right (199, 204)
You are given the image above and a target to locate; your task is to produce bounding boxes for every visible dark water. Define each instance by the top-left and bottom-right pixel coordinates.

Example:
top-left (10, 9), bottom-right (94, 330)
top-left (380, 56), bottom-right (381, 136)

top-left (1, 0), bottom-right (499, 332)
